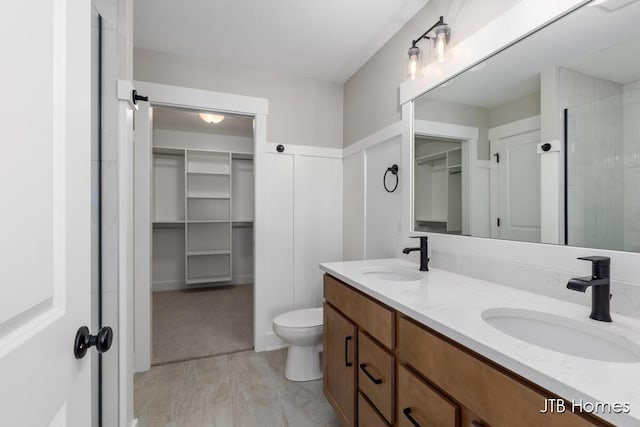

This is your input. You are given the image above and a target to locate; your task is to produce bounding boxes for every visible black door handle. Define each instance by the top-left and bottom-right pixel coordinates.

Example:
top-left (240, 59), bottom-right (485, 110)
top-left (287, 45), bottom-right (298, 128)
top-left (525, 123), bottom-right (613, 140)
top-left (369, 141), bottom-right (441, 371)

top-left (344, 336), bottom-right (352, 367)
top-left (403, 408), bottom-right (421, 427)
top-left (74, 326), bottom-right (113, 359)
top-left (359, 363), bottom-right (383, 384)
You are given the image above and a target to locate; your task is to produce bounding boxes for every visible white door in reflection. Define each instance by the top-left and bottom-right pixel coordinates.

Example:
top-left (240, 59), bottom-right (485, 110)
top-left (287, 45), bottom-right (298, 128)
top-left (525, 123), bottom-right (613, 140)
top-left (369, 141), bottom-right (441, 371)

top-left (490, 121), bottom-right (541, 243)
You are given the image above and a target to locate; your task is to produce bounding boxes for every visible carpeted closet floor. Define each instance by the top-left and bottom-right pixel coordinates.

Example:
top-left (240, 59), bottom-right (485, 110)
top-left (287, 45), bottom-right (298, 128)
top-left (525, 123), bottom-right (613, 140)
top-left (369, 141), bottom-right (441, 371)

top-left (152, 285), bottom-right (253, 365)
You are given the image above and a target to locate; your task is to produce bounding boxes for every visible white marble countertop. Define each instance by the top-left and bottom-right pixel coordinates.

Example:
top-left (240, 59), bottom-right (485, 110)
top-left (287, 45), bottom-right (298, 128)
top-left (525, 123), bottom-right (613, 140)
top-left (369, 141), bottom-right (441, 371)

top-left (319, 258), bottom-right (640, 427)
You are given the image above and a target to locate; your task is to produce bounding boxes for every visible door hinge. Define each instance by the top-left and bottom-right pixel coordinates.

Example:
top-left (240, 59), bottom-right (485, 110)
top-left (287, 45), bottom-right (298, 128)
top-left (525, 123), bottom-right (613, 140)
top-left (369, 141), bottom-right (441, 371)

top-left (493, 153), bottom-right (500, 163)
top-left (497, 218), bottom-right (501, 227)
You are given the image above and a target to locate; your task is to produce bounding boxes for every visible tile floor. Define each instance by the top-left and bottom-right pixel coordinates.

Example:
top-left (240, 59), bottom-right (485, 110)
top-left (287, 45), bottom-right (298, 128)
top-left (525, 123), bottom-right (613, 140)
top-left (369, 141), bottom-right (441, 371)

top-left (134, 349), bottom-right (340, 427)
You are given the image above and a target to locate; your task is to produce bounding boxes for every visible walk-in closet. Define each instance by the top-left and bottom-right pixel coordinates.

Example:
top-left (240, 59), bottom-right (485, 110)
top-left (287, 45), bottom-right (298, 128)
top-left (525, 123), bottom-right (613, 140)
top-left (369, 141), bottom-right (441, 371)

top-left (150, 106), bottom-right (254, 364)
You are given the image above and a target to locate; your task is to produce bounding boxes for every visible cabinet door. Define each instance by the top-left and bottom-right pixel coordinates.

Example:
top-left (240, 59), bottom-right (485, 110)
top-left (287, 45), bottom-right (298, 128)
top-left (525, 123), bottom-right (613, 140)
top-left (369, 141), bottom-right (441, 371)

top-left (397, 365), bottom-right (459, 427)
top-left (324, 303), bottom-right (357, 427)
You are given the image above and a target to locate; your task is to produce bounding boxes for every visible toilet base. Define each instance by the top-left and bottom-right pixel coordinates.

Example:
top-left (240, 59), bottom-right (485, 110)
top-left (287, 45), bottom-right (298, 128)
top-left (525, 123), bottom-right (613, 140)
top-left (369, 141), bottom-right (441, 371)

top-left (284, 345), bottom-right (323, 382)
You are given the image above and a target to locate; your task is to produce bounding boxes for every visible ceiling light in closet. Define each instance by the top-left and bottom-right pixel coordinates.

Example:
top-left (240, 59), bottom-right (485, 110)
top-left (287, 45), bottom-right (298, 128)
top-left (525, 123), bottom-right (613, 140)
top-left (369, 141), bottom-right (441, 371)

top-left (199, 112), bottom-right (225, 124)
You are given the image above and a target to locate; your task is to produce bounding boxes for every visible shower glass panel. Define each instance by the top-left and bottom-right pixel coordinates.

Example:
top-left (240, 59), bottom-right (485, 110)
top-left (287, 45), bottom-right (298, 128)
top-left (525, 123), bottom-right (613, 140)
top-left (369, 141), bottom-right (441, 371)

top-left (566, 88), bottom-right (640, 252)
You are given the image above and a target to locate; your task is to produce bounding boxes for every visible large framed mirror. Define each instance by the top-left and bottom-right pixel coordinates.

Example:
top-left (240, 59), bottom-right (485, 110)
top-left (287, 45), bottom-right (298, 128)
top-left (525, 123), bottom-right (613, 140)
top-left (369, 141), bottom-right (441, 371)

top-left (412, 0), bottom-right (640, 252)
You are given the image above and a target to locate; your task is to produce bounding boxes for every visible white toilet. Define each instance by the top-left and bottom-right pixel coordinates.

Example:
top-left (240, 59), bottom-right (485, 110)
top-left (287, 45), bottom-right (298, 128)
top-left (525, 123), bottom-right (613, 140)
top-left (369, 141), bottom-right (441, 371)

top-left (273, 307), bottom-right (323, 381)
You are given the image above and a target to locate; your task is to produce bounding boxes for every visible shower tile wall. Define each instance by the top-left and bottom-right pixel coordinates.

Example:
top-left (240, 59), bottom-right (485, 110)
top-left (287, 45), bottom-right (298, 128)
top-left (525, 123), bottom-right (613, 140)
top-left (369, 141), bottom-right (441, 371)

top-left (623, 80), bottom-right (640, 252)
top-left (561, 68), bottom-right (624, 250)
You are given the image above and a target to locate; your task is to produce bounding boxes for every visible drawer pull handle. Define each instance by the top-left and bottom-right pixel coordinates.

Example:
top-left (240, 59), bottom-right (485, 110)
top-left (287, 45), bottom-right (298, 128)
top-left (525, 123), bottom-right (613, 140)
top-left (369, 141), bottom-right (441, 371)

top-left (403, 408), bottom-right (421, 427)
top-left (359, 363), bottom-right (383, 384)
top-left (344, 336), bottom-right (353, 367)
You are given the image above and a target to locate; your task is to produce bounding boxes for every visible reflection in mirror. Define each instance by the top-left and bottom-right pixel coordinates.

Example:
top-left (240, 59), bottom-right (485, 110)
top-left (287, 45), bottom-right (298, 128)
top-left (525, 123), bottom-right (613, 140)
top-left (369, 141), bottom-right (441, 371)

top-left (412, 0), bottom-right (640, 252)
top-left (414, 137), bottom-right (462, 234)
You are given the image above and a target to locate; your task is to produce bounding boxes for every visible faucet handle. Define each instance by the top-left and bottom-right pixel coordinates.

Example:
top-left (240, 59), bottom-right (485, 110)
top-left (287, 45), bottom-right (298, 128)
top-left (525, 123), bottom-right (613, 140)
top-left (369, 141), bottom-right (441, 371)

top-left (577, 256), bottom-right (610, 266)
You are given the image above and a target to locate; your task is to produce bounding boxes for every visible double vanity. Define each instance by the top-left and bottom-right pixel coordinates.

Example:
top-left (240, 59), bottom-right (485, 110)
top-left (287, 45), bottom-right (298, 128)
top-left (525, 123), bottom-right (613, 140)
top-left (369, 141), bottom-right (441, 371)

top-left (320, 259), bottom-right (640, 427)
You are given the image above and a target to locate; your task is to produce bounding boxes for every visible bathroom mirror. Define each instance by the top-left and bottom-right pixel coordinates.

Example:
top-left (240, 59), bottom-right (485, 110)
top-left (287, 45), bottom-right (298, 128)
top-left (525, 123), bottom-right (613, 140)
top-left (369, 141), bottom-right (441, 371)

top-left (412, 0), bottom-right (640, 252)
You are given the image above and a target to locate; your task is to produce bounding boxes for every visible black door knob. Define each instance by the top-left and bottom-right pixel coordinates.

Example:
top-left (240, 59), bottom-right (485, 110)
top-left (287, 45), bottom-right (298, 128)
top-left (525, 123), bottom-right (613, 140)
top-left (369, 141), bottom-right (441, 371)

top-left (74, 326), bottom-right (113, 359)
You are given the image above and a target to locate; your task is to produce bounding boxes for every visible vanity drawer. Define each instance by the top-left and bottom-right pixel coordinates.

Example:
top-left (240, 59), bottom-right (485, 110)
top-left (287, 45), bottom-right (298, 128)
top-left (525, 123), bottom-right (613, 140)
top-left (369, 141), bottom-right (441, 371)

top-left (397, 364), bottom-right (458, 427)
top-left (397, 316), bottom-right (603, 427)
top-left (358, 393), bottom-right (390, 427)
top-left (357, 331), bottom-right (394, 423)
top-left (324, 274), bottom-right (394, 349)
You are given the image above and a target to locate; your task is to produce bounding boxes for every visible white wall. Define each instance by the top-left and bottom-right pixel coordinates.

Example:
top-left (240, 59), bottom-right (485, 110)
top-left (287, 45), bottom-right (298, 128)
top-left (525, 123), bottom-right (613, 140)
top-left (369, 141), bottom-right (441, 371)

top-left (134, 48), bottom-right (343, 148)
top-left (258, 146), bottom-right (343, 350)
top-left (342, 134), bottom-right (403, 261)
top-left (366, 137), bottom-right (403, 258)
top-left (343, 153), bottom-right (365, 260)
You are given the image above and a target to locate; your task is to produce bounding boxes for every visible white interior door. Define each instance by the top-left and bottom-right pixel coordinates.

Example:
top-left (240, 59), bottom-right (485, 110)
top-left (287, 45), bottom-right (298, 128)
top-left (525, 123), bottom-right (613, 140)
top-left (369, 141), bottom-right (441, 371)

top-left (0, 1), bottom-right (93, 425)
top-left (491, 129), bottom-right (542, 242)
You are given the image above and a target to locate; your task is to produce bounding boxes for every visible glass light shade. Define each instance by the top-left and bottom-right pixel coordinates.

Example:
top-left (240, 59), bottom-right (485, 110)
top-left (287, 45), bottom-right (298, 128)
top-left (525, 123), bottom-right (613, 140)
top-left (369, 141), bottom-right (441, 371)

top-left (432, 23), bottom-right (451, 63)
top-left (407, 46), bottom-right (422, 81)
top-left (199, 112), bottom-right (225, 124)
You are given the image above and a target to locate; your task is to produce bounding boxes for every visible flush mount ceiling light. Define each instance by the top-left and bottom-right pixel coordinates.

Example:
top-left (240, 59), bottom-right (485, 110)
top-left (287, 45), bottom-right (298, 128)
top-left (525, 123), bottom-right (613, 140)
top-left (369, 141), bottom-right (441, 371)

top-left (199, 112), bottom-right (225, 124)
top-left (406, 16), bottom-right (451, 81)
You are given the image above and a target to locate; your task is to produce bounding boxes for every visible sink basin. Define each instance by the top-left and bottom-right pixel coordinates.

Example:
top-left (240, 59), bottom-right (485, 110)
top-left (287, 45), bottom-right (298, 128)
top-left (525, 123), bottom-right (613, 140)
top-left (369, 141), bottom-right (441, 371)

top-left (482, 308), bottom-right (640, 363)
top-left (361, 267), bottom-right (422, 282)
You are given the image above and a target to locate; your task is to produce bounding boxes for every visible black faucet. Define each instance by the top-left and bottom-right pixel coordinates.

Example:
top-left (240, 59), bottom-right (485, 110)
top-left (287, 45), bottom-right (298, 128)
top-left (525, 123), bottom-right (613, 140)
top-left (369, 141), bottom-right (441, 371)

top-left (402, 236), bottom-right (429, 271)
top-left (566, 256), bottom-right (612, 322)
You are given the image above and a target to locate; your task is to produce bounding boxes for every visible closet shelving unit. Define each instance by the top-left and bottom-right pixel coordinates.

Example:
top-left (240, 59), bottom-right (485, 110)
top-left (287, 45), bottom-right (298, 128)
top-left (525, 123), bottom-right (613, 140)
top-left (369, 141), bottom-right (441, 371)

top-left (152, 147), bottom-right (253, 287)
top-left (414, 147), bottom-right (462, 233)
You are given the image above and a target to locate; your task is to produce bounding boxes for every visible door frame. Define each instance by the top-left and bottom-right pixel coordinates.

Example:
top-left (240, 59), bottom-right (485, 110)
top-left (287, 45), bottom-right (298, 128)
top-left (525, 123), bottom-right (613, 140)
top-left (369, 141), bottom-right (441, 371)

top-left (127, 80), bottom-right (268, 379)
top-left (488, 115), bottom-right (541, 239)
top-left (412, 119), bottom-right (480, 236)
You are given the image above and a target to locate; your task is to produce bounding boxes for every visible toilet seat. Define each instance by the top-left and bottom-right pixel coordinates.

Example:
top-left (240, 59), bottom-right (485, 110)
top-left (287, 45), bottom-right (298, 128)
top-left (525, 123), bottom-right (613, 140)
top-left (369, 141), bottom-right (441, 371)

top-left (273, 307), bottom-right (322, 328)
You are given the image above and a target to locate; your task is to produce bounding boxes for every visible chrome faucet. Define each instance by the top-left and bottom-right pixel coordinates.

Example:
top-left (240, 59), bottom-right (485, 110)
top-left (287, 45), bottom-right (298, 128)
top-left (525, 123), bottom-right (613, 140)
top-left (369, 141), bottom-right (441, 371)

top-left (567, 256), bottom-right (612, 322)
top-left (402, 236), bottom-right (429, 271)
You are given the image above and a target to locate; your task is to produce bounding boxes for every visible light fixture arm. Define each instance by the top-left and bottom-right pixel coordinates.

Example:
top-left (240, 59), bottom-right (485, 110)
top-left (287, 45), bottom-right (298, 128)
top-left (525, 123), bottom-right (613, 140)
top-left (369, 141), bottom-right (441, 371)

top-left (411, 16), bottom-right (446, 47)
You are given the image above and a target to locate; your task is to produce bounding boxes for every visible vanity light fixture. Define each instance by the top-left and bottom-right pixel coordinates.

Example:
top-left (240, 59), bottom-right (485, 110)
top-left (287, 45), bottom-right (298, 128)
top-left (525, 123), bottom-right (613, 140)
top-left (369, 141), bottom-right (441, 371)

top-left (406, 16), bottom-right (451, 80)
top-left (199, 112), bottom-right (225, 124)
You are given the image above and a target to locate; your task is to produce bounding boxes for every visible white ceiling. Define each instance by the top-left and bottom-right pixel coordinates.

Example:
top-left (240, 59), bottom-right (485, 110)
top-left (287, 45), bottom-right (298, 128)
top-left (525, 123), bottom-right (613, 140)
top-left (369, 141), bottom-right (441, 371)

top-left (418, 0), bottom-right (640, 109)
top-left (134, 0), bottom-right (429, 83)
top-left (153, 106), bottom-right (254, 138)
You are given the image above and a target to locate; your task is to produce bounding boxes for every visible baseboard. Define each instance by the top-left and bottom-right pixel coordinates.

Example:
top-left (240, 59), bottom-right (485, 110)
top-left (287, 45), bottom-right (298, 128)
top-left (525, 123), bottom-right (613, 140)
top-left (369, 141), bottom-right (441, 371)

top-left (262, 330), bottom-right (288, 352)
top-left (152, 275), bottom-right (254, 292)
top-left (232, 274), bottom-right (254, 285)
top-left (151, 279), bottom-right (184, 292)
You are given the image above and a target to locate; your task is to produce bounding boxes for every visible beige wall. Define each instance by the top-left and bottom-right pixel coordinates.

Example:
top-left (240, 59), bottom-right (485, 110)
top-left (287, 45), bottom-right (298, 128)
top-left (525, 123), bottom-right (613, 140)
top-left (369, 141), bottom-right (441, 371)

top-left (134, 48), bottom-right (343, 148)
top-left (489, 91), bottom-right (540, 128)
top-left (343, 0), bottom-right (524, 146)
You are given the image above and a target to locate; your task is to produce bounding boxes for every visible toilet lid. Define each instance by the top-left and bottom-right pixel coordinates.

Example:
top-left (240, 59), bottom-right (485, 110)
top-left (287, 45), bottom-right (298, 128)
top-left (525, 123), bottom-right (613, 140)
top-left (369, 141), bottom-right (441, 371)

top-left (273, 308), bottom-right (323, 328)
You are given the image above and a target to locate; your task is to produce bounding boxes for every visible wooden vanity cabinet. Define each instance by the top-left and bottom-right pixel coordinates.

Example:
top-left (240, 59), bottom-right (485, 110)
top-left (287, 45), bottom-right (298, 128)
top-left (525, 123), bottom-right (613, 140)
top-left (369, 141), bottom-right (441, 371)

top-left (397, 315), bottom-right (608, 427)
top-left (323, 273), bottom-right (612, 427)
top-left (324, 274), bottom-right (395, 426)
